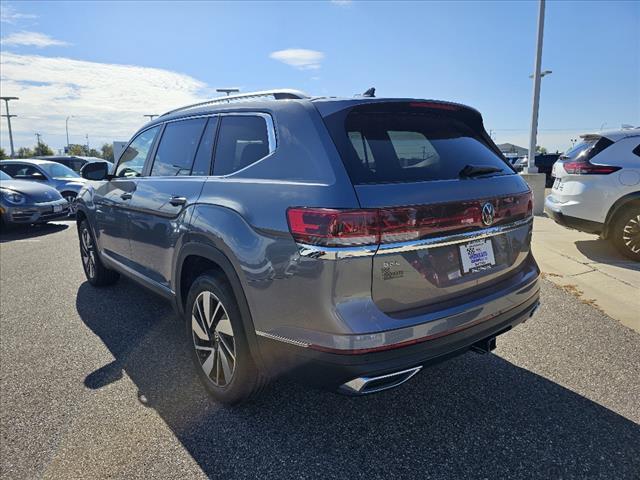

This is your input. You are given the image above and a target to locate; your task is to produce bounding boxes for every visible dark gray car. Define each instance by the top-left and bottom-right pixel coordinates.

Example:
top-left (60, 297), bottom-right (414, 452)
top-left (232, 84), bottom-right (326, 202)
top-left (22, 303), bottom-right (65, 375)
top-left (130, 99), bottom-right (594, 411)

top-left (76, 90), bottom-right (540, 404)
top-left (0, 170), bottom-right (70, 226)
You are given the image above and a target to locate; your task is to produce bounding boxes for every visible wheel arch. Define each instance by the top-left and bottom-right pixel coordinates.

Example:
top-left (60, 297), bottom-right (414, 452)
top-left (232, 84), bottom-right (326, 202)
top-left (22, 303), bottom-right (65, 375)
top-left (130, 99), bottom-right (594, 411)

top-left (603, 191), bottom-right (640, 238)
top-left (174, 242), bottom-right (263, 364)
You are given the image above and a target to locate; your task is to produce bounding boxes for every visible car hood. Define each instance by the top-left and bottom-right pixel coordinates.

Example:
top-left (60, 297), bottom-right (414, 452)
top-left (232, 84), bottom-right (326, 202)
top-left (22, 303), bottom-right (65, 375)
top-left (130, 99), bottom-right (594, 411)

top-left (0, 179), bottom-right (64, 202)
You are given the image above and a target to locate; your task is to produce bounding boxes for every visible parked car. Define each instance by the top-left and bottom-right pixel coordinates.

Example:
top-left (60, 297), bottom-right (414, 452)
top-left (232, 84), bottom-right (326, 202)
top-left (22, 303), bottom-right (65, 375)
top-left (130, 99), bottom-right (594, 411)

top-left (0, 170), bottom-right (70, 227)
top-left (545, 129), bottom-right (640, 260)
top-left (76, 89), bottom-right (540, 404)
top-left (512, 154), bottom-right (560, 187)
top-left (35, 155), bottom-right (113, 175)
top-left (0, 159), bottom-right (87, 214)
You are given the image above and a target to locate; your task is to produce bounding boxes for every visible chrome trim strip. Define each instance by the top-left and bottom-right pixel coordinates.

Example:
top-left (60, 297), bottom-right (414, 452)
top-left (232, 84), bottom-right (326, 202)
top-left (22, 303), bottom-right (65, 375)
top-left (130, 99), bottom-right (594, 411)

top-left (255, 330), bottom-right (310, 348)
top-left (378, 216), bottom-right (533, 255)
top-left (297, 243), bottom-right (379, 260)
top-left (296, 217), bottom-right (533, 259)
top-left (339, 366), bottom-right (423, 395)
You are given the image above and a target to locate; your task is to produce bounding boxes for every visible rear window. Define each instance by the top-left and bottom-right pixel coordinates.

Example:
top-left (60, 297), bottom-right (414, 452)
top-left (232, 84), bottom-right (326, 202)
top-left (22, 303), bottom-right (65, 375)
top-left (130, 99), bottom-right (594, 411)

top-left (561, 137), bottom-right (613, 162)
top-left (324, 106), bottom-right (509, 184)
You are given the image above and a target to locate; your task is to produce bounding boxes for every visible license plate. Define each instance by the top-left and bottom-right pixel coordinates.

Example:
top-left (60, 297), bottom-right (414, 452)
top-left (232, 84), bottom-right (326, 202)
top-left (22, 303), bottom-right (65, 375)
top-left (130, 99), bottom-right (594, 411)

top-left (53, 204), bottom-right (63, 213)
top-left (553, 178), bottom-right (560, 189)
top-left (459, 239), bottom-right (496, 274)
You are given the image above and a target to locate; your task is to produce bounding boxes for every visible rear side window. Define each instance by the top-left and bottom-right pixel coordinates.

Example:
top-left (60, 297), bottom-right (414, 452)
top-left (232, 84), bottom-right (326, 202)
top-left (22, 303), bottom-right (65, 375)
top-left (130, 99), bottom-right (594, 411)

top-left (325, 107), bottom-right (508, 184)
top-left (213, 116), bottom-right (270, 176)
top-left (151, 118), bottom-right (207, 176)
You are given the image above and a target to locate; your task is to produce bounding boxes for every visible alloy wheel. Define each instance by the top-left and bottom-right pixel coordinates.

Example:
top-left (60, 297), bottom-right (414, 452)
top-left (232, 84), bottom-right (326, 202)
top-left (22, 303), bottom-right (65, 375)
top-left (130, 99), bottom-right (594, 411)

top-left (80, 228), bottom-right (96, 279)
top-left (64, 194), bottom-right (77, 215)
top-left (622, 214), bottom-right (640, 255)
top-left (191, 291), bottom-right (236, 387)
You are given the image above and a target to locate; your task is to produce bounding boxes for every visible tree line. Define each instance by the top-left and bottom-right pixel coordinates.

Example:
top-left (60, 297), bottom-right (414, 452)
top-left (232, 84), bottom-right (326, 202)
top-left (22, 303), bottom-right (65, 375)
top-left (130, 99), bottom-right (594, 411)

top-left (0, 142), bottom-right (114, 161)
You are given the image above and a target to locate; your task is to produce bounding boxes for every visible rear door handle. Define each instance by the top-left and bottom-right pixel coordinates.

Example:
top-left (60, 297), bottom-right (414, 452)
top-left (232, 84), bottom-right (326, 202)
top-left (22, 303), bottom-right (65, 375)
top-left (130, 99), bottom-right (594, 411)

top-left (120, 192), bottom-right (132, 200)
top-left (169, 196), bottom-right (187, 206)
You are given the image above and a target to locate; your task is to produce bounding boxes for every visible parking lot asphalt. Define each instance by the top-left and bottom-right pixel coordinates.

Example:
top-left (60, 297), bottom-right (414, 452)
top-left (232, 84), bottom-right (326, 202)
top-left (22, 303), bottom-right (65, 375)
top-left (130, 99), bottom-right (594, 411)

top-left (1, 221), bottom-right (639, 480)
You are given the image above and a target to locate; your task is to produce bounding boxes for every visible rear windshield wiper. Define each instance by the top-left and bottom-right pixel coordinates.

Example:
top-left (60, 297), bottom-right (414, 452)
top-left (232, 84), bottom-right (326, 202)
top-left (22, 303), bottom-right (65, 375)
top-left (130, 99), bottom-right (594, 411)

top-left (459, 164), bottom-right (504, 178)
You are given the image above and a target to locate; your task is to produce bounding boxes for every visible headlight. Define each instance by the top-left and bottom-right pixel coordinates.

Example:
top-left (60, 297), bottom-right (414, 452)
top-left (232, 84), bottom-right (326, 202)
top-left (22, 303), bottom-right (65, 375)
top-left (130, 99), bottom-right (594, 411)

top-left (0, 188), bottom-right (27, 205)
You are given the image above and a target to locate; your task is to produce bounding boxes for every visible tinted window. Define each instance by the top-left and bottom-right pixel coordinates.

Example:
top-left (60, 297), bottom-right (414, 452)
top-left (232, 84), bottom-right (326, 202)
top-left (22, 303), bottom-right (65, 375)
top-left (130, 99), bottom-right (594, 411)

top-left (0, 170), bottom-right (11, 181)
top-left (213, 116), bottom-right (270, 176)
top-left (328, 109), bottom-right (508, 184)
top-left (191, 117), bottom-right (219, 176)
top-left (151, 118), bottom-right (207, 176)
top-left (116, 126), bottom-right (160, 178)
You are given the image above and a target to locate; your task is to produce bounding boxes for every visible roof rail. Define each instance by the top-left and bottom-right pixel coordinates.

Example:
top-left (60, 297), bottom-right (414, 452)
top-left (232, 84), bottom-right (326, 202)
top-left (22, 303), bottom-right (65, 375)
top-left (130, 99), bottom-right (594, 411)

top-left (159, 89), bottom-right (309, 117)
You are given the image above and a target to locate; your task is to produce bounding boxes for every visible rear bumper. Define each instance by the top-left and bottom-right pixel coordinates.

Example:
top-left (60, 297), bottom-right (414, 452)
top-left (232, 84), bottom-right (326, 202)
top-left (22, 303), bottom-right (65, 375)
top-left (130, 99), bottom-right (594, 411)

top-left (257, 276), bottom-right (540, 391)
top-left (544, 197), bottom-right (603, 234)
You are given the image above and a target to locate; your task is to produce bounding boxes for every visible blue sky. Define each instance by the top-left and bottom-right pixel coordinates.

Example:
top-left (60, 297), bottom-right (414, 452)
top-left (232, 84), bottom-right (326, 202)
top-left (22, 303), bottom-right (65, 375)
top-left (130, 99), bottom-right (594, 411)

top-left (1, 0), bottom-right (638, 153)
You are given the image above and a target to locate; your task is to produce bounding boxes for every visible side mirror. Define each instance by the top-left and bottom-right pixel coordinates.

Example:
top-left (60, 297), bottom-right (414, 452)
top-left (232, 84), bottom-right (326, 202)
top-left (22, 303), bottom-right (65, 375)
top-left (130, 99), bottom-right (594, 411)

top-left (81, 162), bottom-right (110, 181)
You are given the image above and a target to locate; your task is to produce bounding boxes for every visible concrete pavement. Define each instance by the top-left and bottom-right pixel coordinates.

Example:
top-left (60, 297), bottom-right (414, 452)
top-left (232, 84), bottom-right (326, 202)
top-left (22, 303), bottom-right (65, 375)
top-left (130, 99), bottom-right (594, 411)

top-left (532, 215), bottom-right (640, 333)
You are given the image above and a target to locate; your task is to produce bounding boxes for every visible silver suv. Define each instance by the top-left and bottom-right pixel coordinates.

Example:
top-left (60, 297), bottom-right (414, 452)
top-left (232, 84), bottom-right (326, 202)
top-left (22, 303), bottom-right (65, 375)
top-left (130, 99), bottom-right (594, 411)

top-left (76, 89), bottom-right (540, 404)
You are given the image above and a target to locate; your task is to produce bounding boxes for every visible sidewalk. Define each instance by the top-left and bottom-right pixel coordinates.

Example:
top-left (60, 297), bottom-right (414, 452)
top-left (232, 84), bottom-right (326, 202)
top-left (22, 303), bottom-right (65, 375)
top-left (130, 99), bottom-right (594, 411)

top-left (532, 215), bottom-right (640, 333)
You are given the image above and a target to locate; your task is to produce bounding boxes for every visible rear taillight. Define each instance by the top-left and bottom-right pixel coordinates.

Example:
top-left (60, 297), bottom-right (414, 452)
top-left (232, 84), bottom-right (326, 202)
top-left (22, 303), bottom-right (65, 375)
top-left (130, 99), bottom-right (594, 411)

top-left (563, 159), bottom-right (621, 175)
top-left (286, 208), bottom-right (379, 246)
top-left (287, 192), bottom-right (532, 247)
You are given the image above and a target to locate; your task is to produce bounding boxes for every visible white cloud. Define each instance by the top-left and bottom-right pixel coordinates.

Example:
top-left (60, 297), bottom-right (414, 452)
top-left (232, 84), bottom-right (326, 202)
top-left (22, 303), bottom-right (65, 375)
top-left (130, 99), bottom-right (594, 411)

top-left (330, 0), bottom-right (352, 5)
top-left (0, 52), bottom-right (210, 150)
top-left (269, 49), bottom-right (325, 70)
top-left (1, 31), bottom-right (69, 48)
top-left (0, 4), bottom-right (38, 24)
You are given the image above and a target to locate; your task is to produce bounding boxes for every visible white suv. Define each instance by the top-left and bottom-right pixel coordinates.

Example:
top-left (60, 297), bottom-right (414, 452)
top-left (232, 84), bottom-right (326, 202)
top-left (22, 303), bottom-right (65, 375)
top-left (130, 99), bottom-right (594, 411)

top-left (545, 128), bottom-right (640, 261)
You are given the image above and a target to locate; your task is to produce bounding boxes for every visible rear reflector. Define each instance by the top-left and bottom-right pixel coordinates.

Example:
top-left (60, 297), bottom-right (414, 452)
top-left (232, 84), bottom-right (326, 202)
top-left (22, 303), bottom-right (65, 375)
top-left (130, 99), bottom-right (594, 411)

top-left (287, 192), bottom-right (532, 247)
top-left (563, 160), bottom-right (621, 175)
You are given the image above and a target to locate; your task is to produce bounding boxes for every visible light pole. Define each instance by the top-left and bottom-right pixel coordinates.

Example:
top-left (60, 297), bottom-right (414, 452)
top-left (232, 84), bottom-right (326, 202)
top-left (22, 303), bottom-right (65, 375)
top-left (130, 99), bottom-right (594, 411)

top-left (525, 0), bottom-right (547, 174)
top-left (216, 88), bottom-right (240, 97)
top-left (143, 114), bottom-right (158, 121)
top-left (216, 88), bottom-right (240, 103)
top-left (1, 96), bottom-right (19, 157)
top-left (66, 116), bottom-right (74, 152)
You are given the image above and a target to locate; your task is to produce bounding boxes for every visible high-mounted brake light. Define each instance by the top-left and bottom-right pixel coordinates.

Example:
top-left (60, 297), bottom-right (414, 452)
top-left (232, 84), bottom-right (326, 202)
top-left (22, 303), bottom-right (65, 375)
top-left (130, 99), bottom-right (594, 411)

top-left (409, 102), bottom-right (460, 111)
top-left (287, 192), bottom-right (532, 248)
top-left (563, 159), bottom-right (621, 175)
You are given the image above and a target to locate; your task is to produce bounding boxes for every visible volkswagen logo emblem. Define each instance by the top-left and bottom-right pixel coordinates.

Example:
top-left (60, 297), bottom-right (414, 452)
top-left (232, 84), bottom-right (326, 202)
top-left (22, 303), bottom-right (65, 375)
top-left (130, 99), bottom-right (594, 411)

top-left (481, 202), bottom-right (495, 226)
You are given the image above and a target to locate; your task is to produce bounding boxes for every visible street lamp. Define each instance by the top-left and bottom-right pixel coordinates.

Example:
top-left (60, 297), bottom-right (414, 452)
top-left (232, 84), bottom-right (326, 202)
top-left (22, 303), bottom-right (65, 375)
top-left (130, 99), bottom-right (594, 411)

top-left (143, 114), bottom-right (158, 121)
top-left (216, 88), bottom-right (240, 103)
top-left (66, 115), bottom-right (74, 152)
top-left (1, 96), bottom-right (19, 157)
top-left (216, 88), bottom-right (240, 96)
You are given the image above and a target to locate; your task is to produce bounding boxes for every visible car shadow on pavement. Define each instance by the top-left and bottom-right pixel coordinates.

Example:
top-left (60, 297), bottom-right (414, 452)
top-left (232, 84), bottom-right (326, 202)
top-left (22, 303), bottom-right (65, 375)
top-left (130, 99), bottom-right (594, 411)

top-left (575, 239), bottom-right (640, 270)
top-left (0, 222), bottom-right (69, 243)
top-left (76, 279), bottom-right (640, 480)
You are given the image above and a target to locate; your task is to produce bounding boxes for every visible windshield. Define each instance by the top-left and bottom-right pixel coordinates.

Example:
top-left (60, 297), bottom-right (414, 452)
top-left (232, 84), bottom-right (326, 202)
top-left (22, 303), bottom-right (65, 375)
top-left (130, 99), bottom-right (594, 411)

top-left (39, 162), bottom-right (80, 179)
top-left (0, 170), bottom-right (11, 181)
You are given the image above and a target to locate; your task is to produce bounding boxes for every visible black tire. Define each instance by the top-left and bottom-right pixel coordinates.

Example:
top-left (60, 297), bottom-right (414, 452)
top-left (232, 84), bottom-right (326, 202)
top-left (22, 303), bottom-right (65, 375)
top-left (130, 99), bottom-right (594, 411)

top-left (78, 220), bottom-right (120, 286)
top-left (610, 205), bottom-right (640, 261)
top-left (185, 271), bottom-right (264, 405)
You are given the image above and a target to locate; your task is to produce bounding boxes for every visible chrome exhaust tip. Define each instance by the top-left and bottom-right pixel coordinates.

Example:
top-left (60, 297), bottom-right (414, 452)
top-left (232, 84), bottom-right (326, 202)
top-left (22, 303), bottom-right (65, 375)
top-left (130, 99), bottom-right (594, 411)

top-left (339, 366), bottom-right (423, 395)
